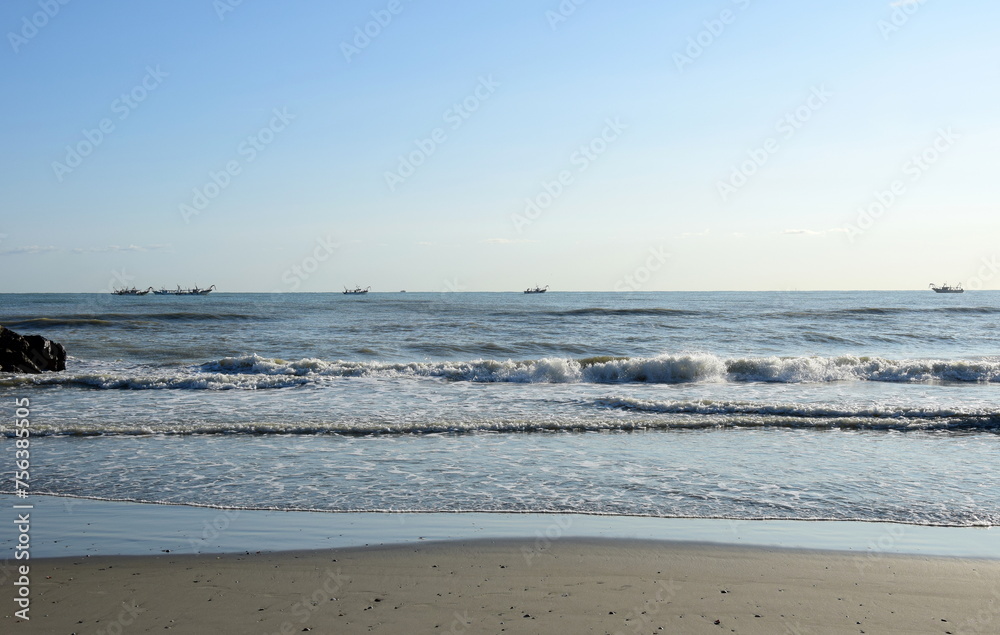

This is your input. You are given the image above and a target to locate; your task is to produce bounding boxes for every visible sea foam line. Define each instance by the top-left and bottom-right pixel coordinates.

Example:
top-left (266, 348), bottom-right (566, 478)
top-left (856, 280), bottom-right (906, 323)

top-left (4, 353), bottom-right (1000, 389)
top-left (3, 492), bottom-right (993, 528)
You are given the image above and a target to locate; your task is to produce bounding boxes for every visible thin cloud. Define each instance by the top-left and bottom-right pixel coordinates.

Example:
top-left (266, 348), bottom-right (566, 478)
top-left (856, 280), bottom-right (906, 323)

top-left (0, 245), bottom-right (59, 255)
top-left (781, 228), bottom-right (848, 236)
top-left (77, 244), bottom-right (172, 253)
top-left (481, 238), bottom-right (537, 244)
top-left (681, 229), bottom-right (710, 237)
top-left (1, 243), bottom-right (172, 255)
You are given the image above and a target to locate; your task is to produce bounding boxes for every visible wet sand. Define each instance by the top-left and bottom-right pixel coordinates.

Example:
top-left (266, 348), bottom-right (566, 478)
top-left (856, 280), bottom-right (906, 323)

top-left (13, 538), bottom-right (1000, 634)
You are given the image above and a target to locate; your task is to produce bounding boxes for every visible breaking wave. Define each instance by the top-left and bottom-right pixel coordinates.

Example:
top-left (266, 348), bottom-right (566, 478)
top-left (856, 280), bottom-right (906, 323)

top-left (3, 353), bottom-right (1000, 390)
top-left (198, 353), bottom-right (1000, 385)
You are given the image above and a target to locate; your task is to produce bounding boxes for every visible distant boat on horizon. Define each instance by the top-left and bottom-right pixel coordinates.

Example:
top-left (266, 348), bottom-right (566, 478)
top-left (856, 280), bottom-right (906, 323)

top-left (152, 285), bottom-right (216, 295)
top-left (524, 285), bottom-right (548, 294)
top-left (929, 282), bottom-right (964, 294)
top-left (344, 286), bottom-right (371, 295)
top-left (111, 286), bottom-right (153, 296)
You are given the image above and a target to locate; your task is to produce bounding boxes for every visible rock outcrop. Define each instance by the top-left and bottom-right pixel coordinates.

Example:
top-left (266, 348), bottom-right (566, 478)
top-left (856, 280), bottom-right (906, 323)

top-left (0, 326), bottom-right (67, 373)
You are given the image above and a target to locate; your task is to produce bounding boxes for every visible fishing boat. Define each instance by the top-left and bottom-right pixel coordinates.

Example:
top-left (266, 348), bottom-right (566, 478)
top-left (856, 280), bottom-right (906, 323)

top-left (343, 286), bottom-right (371, 295)
top-left (111, 286), bottom-right (153, 296)
top-left (152, 286), bottom-right (183, 295)
top-left (524, 285), bottom-right (548, 294)
top-left (152, 285), bottom-right (216, 295)
top-left (929, 282), bottom-right (964, 294)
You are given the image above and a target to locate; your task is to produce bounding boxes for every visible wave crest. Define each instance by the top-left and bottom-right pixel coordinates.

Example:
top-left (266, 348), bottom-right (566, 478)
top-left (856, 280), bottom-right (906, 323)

top-left (5, 353), bottom-right (999, 390)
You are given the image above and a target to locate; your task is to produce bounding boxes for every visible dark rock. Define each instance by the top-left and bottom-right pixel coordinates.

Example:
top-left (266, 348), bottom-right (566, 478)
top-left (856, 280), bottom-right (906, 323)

top-left (0, 325), bottom-right (67, 373)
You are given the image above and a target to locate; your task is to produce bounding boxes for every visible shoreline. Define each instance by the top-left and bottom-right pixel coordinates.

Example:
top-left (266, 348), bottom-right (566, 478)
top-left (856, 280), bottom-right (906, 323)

top-left (14, 538), bottom-right (1000, 634)
top-left (4, 494), bottom-right (997, 560)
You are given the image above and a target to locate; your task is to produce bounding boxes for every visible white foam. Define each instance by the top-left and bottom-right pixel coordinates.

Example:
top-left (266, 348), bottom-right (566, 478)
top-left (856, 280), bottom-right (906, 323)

top-left (5, 353), bottom-right (1000, 391)
top-left (594, 396), bottom-right (995, 422)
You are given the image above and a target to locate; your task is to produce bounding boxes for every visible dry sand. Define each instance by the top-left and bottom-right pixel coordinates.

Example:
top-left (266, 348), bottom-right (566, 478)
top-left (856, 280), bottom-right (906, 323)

top-left (10, 538), bottom-right (1000, 634)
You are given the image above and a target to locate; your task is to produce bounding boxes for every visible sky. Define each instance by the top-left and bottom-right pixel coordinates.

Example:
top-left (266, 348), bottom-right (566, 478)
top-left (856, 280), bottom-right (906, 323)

top-left (1, 0), bottom-right (998, 292)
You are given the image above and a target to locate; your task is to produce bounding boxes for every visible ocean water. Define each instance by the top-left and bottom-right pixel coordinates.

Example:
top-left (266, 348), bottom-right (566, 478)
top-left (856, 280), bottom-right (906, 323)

top-left (1, 291), bottom-right (999, 528)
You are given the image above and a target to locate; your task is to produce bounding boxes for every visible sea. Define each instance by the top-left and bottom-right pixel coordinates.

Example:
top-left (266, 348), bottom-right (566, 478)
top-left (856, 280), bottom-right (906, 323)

top-left (1, 291), bottom-right (999, 529)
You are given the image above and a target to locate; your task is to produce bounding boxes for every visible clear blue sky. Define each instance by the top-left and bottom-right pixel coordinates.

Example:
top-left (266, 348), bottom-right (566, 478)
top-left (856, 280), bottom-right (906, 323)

top-left (2, 0), bottom-right (998, 292)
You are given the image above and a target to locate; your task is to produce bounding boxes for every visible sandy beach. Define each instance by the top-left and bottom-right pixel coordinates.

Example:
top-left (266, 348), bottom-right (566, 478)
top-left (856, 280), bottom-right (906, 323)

top-left (11, 538), bottom-right (999, 634)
